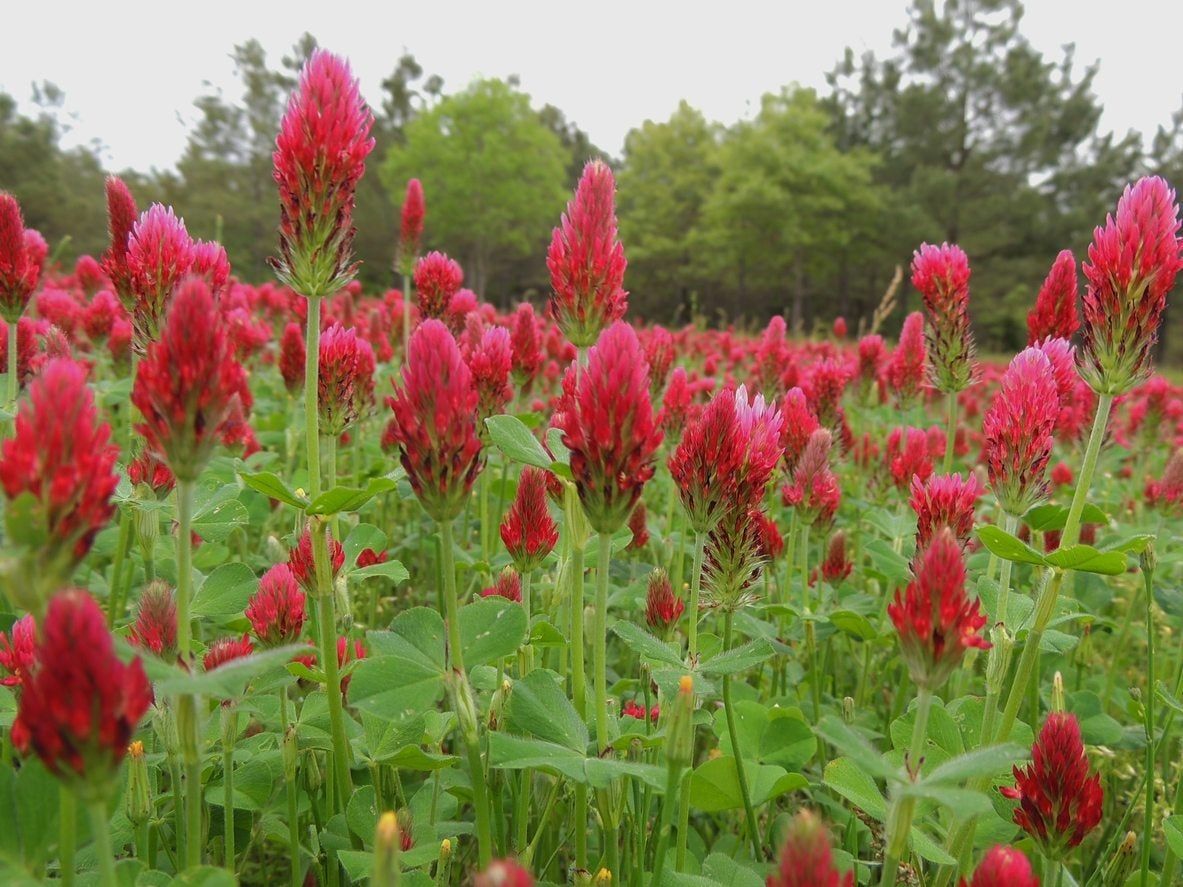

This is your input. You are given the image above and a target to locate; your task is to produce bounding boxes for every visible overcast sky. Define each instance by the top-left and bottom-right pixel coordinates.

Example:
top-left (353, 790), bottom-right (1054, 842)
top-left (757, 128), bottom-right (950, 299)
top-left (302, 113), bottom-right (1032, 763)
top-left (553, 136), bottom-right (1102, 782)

top-left (3, 0), bottom-right (1181, 173)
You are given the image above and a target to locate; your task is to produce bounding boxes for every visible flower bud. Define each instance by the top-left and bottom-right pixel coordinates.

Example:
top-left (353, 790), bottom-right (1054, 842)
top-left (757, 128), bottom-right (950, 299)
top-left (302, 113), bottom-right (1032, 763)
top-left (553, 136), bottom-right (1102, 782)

top-left (125, 741), bottom-right (152, 826)
top-left (985, 627), bottom-right (1014, 696)
top-left (1141, 543), bottom-right (1157, 578)
top-left (371, 811), bottom-right (401, 887)
top-left (1102, 831), bottom-right (1137, 887)
top-left (282, 723), bottom-right (299, 783)
top-left (303, 749), bottom-right (323, 794)
top-left (449, 671), bottom-right (481, 743)
top-left (842, 697), bottom-right (855, 725)
top-left (594, 869), bottom-right (612, 885)
top-left (665, 675), bottom-right (696, 769)
top-left (1052, 671), bottom-right (1066, 713)
top-left (488, 679), bottom-right (512, 731)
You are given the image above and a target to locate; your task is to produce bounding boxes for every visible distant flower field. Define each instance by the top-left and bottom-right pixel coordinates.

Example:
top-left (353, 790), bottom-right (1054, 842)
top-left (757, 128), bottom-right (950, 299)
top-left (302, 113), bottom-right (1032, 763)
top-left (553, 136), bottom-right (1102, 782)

top-left (0, 47), bottom-right (1181, 887)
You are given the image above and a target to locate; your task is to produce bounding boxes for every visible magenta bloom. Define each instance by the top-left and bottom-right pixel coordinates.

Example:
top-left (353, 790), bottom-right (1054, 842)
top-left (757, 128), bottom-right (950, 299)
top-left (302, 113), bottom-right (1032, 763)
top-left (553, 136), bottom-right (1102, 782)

top-left (0, 193), bottom-right (43, 322)
top-left (288, 526), bottom-right (346, 595)
top-left (885, 426), bottom-right (933, 489)
top-left (959, 846), bottom-right (1039, 887)
top-left (0, 359), bottom-right (119, 599)
top-left (1028, 250), bottom-right (1079, 345)
top-left (318, 323), bottom-right (368, 435)
top-left (414, 251), bottom-right (464, 322)
top-left (500, 466), bottom-right (558, 572)
top-left (1080, 176), bottom-right (1183, 394)
top-left (983, 348), bottom-right (1058, 516)
top-left (910, 473), bottom-right (982, 548)
top-left (397, 178), bottom-right (425, 275)
top-left (1001, 712), bottom-right (1103, 858)
top-left (203, 634), bottom-right (254, 672)
top-left (11, 589), bottom-right (152, 797)
top-left (466, 325), bottom-right (514, 433)
top-left (547, 159), bottom-right (628, 347)
top-left (279, 321), bottom-right (306, 395)
top-left (132, 278), bottom-right (247, 482)
top-left (271, 49), bottom-right (375, 298)
top-left (766, 810), bottom-right (853, 887)
top-left (782, 429), bottom-right (841, 527)
top-left (912, 242), bottom-right (974, 392)
top-left (128, 581), bottom-right (178, 660)
top-left (887, 311), bottom-right (927, 406)
top-left (0, 614), bottom-right (35, 689)
top-left (124, 204), bottom-right (196, 348)
top-left (779, 387), bottom-right (820, 475)
top-left (247, 563), bottom-right (307, 647)
top-left (555, 321), bottom-right (662, 534)
top-left (386, 319), bottom-right (483, 521)
top-left (481, 567), bottom-right (523, 603)
top-left (101, 176), bottom-right (138, 306)
top-left (888, 528), bottom-right (989, 690)
top-left (510, 302), bottom-right (543, 387)
top-left (645, 568), bottom-right (684, 632)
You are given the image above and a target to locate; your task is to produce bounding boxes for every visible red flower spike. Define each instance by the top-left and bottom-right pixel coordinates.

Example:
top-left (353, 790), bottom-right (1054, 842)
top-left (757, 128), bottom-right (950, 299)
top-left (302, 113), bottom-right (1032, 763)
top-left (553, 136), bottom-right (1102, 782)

top-left (958, 845), bottom-right (1039, 887)
top-left (753, 511), bottom-right (785, 561)
top-left (475, 859), bottom-right (534, 887)
top-left (279, 321), bottom-right (306, 395)
top-left (336, 635), bottom-right (366, 699)
top-left (888, 528), bottom-right (989, 690)
top-left (820, 531), bottom-right (853, 583)
top-left (132, 278), bottom-right (247, 482)
top-left (128, 581), bottom-right (178, 660)
top-left (500, 466), bottom-right (558, 572)
top-left (643, 326), bottom-right (676, 397)
top-left (386, 319), bottom-right (484, 522)
top-left (510, 302), bottom-right (543, 387)
top-left (627, 501), bottom-right (650, 550)
top-left (101, 176), bottom-right (138, 306)
top-left (125, 204), bottom-right (196, 349)
top-left (356, 547), bottom-right (388, 569)
top-left (756, 316), bottom-right (790, 397)
top-left (670, 388), bottom-right (742, 534)
top-left (662, 367), bottom-right (692, 438)
top-left (1080, 176), bottom-right (1183, 394)
top-left (766, 809), bottom-right (854, 887)
top-left (856, 334), bottom-right (887, 399)
top-left (983, 347), bottom-right (1058, 517)
top-left (203, 634), bottom-right (254, 672)
top-left (1000, 712), bottom-right (1103, 858)
top-left (397, 178), bottom-right (425, 275)
top-left (910, 473), bottom-right (982, 548)
top-left (83, 290), bottom-right (123, 342)
top-left (912, 242), bottom-right (975, 393)
top-left (547, 159), bottom-right (628, 347)
top-left (555, 321), bottom-right (663, 534)
top-left (645, 568), bottom-right (684, 631)
top-left (11, 589), bottom-right (152, 797)
top-left (1146, 448), bottom-right (1183, 513)
top-left (466, 325), bottom-right (514, 433)
top-left (885, 426), bottom-right (934, 490)
top-left (1028, 250), bottom-right (1079, 345)
top-left (414, 251), bottom-right (464, 322)
top-left (481, 567), bottom-right (523, 603)
top-left (779, 387), bottom-right (820, 475)
top-left (247, 563), bottom-right (307, 647)
top-left (0, 192), bottom-right (42, 322)
top-left (782, 429), bottom-right (840, 527)
top-left (887, 311), bottom-right (928, 407)
top-left (0, 614), bottom-right (35, 689)
top-left (271, 49), bottom-right (374, 298)
top-left (0, 358), bottom-right (119, 593)
top-left (317, 323), bottom-right (366, 435)
top-left (287, 526), bottom-right (346, 596)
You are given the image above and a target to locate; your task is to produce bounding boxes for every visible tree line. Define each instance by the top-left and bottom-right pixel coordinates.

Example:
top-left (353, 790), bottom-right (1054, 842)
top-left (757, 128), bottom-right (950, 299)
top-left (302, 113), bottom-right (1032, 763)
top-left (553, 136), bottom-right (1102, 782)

top-left (3, 0), bottom-right (1183, 357)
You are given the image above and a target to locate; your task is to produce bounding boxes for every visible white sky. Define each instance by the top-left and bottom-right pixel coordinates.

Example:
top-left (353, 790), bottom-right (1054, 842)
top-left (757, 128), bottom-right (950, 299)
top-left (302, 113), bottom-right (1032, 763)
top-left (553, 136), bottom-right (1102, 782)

top-left (3, 0), bottom-right (1181, 173)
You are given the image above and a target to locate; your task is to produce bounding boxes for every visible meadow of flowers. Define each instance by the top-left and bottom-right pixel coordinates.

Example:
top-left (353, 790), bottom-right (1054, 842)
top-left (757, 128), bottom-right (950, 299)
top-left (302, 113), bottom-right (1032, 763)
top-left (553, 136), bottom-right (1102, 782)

top-left (1, 47), bottom-right (1182, 887)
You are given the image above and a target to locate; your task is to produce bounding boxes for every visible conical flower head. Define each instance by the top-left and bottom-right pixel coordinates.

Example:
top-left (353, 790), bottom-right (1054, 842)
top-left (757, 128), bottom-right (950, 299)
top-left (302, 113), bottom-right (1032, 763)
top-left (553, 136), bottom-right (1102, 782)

top-left (1000, 712), bottom-right (1103, 858)
top-left (0, 358), bottom-right (119, 608)
top-left (1080, 176), bottom-right (1183, 394)
top-left (128, 580), bottom-right (178, 660)
top-left (732, 385), bottom-right (785, 505)
top-left (704, 506), bottom-right (769, 610)
top-left (888, 311), bottom-right (928, 407)
top-left (0, 614), bottom-right (35, 689)
top-left (820, 531), bottom-right (853, 583)
top-left (662, 367), bottom-right (692, 438)
top-left (271, 49), bottom-right (375, 298)
top-left (397, 178), bottom-right (425, 275)
top-left (912, 242), bottom-right (974, 393)
top-left (756, 316), bottom-right (790, 397)
top-left (247, 563), bottom-right (307, 647)
top-left (888, 528), bottom-right (989, 690)
top-left (910, 473), bottom-right (982, 548)
top-left (510, 302), bottom-right (542, 387)
top-left (642, 325), bottom-right (675, 397)
top-left (203, 634), bottom-right (254, 671)
top-left (475, 859), bottom-right (534, 887)
top-left (124, 204), bottom-right (196, 349)
top-left (287, 525), bottom-right (346, 595)
top-left (766, 810), bottom-right (854, 887)
top-left (779, 387), bottom-right (820, 475)
top-left (279, 321), bottom-right (305, 395)
top-left (886, 426), bottom-right (934, 489)
top-left (11, 589), bottom-right (152, 799)
top-left (386, 319), bottom-right (483, 521)
top-left (547, 159), bottom-right (628, 347)
top-left (555, 321), bottom-right (662, 534)
top-left (481, 566), bottom-right (523, 603)
top-left (983, 348), bottom-right (1058, 516)
top-left (318, 323), bottom-right (366, 435)
top-left (500, 466), bottom-right (558, 572)
top-left (0, 192), bottom-right (43, 322)
top-left (670, 387), bottom-right (743, 534)
top-left (958, 845), bottom-right (1039, 887)
top-left (414, 251), bottom-right (463, 321)
top-left (466, 325), bottom-right (514, 435)
top-left (782, 428), bottom-right (840, 527)
top-left (101, 176), bottom-right (138, 305)
top-left (645, 568), bottom-right (684, 632)
top-left (1028, 250), bottom-right (1079, 345)
top-left (132, 278), bottom-right (247, 482)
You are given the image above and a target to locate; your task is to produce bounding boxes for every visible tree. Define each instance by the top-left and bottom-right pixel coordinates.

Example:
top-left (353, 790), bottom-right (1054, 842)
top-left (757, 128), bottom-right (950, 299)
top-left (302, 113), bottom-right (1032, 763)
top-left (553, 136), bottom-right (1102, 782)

top-left (381, 78), bottom-right (569, 299)
top-left (694, 88), bottom-right (885, 327)
top-left (616, 101), bottom-right (721, 320)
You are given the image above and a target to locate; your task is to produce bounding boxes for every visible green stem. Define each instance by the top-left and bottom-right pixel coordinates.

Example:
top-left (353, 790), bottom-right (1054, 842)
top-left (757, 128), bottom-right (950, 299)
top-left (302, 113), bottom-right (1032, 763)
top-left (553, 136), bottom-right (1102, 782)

top-left (313, 525), bottom-right (352, 807)
top-left (88, 800), bottom-right (118, 887)
top-left (284, 699), bottom-right (302, 887)
top-left (1141, 560), bottom-right (1157, 887)
top-left (996, 394), bottom-right (1113, 745)
top-left (722, 610), bottom-right (761, 860)
top-left (401, 273), bottom-right (412, 359)
top-left (439, 519), bottom-right (493, 868)
top-left (60, 785), bottom-right (77, 887)
top-left (942, 389), bottom-right (957, 473)
top-left (686, 531), bottom-right (706, 661)
top-left (675, 768), bottom-right (692, 871)
top-left (176, 481), bottom-right (194, 659)
top-left (594, 533), bottom-right (612, 754)
top-left (568, 515), bottom-right (589, 872)
top-left (649, 762), bottom-right (681, 886)
top-left (169, 758), bottom-right (186, 867)
top-left (880, 687), bottom-right (933, 887)
top-left (105, 509), bottom-right (132, 626)
top-left (305, 296), bottom-right (322, 499)
top-left (6, 316), bottom-right (16, 420)
top-left (222, 707), bottom-right (238, 873)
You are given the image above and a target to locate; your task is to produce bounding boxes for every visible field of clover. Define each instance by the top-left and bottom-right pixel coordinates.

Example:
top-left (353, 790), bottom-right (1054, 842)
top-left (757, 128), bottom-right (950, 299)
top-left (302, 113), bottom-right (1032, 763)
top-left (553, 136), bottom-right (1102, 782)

top-left (0, 46), bottom-right (1182, 887)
